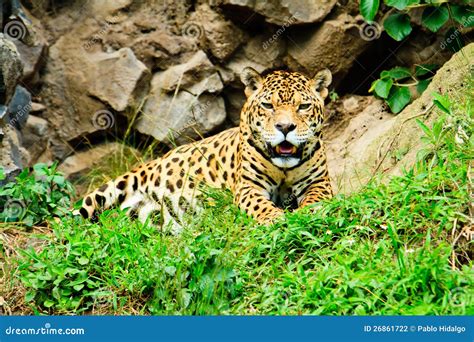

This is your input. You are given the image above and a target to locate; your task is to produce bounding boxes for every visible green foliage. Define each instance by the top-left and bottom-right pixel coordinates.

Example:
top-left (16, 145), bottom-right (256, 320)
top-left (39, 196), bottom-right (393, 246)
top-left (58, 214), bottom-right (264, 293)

top-left (17, 191), bottom-right (247, 314)
top-left (10, 86), bottom-right (473, 315)
top-left (329, 90), bottom-right (339, 102)
top-left (384, 13), bottom-right (413, 41)
top-left (360, 0), bottom-right (380, 22)
top-left (0, 163), bottom-right (74, 226)
top-left (369, 64), bottom-right (437, 113)
top-left (422, 6), bottom-right (449, 32)
top-left (359, 0), bottom-right (473, 42)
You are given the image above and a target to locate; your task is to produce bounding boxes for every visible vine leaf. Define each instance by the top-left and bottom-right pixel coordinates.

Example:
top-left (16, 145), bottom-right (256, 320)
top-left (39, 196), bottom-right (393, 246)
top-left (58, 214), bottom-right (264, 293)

top-left (370, 78), bottom-right (393, 98)
top-left (381, 67), bottom-right (411, 80)
top-left (421, 6), bottom-right (449, 32)
top-left (450, 5), bottom-right (474, 27)
top-left (387, 86), bottom-right (411, 114)
top-left (384, 13), bottom-right (412, 41)
top-left (360, 0), bottom-right (380, 22)
top-left (416, 79), bottom-right (430, 94)
top-left (384, 0), bottom-right (420, 11)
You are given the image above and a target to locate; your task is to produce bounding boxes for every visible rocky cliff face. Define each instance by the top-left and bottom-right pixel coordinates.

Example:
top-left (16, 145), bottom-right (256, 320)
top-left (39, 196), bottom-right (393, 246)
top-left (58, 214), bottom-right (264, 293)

top-left (0, 0), bottom-right (471, 190)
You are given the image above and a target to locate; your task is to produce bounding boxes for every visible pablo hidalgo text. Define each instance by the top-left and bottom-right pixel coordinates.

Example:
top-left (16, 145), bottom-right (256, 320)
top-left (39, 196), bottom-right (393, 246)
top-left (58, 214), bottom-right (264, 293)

top-left (417, 325), bottom-right (466, 333)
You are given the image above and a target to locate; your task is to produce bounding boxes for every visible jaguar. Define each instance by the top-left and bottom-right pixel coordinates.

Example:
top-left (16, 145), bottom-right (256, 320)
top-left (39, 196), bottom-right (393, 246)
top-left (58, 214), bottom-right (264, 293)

top-left (78, 67), bottom-right (333, 233)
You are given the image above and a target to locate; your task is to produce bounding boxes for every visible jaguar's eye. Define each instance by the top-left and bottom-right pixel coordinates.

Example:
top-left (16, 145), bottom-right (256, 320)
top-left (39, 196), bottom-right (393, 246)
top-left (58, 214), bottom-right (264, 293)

top-left (298, 103), bottom-right (312, 111)
top-left (261, 102), bottom-right (273, 110)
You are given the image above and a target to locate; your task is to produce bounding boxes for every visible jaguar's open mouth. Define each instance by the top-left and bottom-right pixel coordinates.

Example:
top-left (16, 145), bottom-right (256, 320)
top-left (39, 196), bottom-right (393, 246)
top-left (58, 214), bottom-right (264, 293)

top-left (268, 141), bottom-right (302, 158)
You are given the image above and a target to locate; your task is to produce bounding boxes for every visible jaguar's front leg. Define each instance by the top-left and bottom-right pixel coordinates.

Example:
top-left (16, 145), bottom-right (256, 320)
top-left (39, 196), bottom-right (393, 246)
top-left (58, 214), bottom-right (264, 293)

top-left (234, 183), bottom-right (284, 224)
top-left (298, 177), bottom-right (333, 208)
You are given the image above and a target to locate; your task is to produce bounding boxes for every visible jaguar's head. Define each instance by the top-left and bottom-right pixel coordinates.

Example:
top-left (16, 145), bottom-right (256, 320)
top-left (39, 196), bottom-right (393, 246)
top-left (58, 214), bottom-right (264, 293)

top-left (240, 68), bottom-right (332, 169)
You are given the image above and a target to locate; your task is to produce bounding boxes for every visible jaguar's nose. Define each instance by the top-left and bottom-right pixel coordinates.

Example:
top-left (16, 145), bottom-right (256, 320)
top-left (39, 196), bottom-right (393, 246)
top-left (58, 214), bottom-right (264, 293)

top-left (275, 122), bottom-right (296, 135)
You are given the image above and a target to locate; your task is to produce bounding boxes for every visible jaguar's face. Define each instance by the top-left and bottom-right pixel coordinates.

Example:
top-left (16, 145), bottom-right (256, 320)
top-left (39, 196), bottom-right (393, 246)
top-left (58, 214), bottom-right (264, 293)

top-left (240, 68), bottom-right (332, 169)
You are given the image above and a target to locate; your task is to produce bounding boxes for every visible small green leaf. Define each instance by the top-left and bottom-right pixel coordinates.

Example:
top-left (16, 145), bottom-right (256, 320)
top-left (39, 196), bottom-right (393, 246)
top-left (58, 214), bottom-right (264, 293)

top-left (384, 13), bottom-right (412, 41)
top-left (73, 284), bottom-right (84, 291)
top-left (373, 78), bottom-right (394, 98)
top-left (416, 79), bottom-right (430, 94)
top-left (43, 299), bottom-right (55, 308)
top-left (415, 64), bottom-right (438, 77)
top-left (0, 168), bottom-right (5, 181)
top-left (384, 0), bottom-right (420, 11)
top-left (77, 257), bottom-right (89, 265)
top-left (25, 291), bottom-right (35, 302)
top-left (360, 0), bottom-right (380, 22)
top-left (432, 92), bottom-right (451, 114)
top-left (381, 67), bottom-right (412, 80)
top-left (387, 86), bottom-right (411, 114)
top-left (416, 119), bottom-right (432, 137)
top-left (421, 6), bottom-right (449, 32)
top-left (450, 5), bottom-right (474, 27)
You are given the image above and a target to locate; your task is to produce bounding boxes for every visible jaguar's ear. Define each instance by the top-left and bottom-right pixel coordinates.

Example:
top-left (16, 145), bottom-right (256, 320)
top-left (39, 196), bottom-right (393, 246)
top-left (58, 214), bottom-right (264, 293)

top-left (241, 67), bottom-right (263, 98)
top-left (310, 69), bottom-right (332, 100)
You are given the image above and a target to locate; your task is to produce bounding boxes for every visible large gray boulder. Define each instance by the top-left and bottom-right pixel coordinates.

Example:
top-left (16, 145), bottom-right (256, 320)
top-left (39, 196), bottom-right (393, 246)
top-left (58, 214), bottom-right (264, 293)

top-left (286, 13), bottom-right (370, 85)
top-left (219, 0), bottom-right (337, 25)
top-left (135, 51), bottom-right (226, 146)
top-left (87, 48), bottom-right (150, 112)
top-left (0, 37), bottom-right (23, 105)
top-left (187, 4), bottom-right (245, 61)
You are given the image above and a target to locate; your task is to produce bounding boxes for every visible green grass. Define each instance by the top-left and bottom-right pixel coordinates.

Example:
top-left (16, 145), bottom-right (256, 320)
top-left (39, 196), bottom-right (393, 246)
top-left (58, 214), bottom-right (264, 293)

top-left (1, 86), bottom-right (473, 315)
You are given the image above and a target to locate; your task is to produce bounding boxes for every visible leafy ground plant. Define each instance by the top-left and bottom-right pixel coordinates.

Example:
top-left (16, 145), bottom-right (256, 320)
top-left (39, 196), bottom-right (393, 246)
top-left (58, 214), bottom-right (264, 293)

top-left (360, 0), bottom-right (473, 42)
top-left (369, 64), bottom-right (437, 113)
top-left (2, 82), bottom-right (473, 315)
top-left (0, 163), bottom-right (74, 226)
top-left (360, 1), bottom-right (473, 113)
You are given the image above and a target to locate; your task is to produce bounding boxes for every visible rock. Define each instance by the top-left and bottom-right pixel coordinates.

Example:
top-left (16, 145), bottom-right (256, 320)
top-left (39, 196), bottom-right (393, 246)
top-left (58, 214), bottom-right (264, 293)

top-left (0, 37), bottom-right (23, 105)
top-left (40, 37), bottom-right (150, 158)
top-left (30, 102), bottom-right (46, 113)
top-left (151, 50), bottom-right (222, 93)
top-left (58, 142), bottom-right (129, 180)
top-left (5, 86), bottom-right (31, 129)
top-left (223, 86), bottom-right (246, 126)
top-left (135, 87), bottom-right (226, 147)
top-left (188, 4), bottom-right (245, 61)
top-left (12, 39), bottom-right (47, 86)
top-left (224, 49), bottom-right (269, 87)
top-left (243, 32), bottom-right (286, 69)
top-left (325, 97), bottom-right (393, 192)
top-left (39, 36), bottom-right (110, 159)
top-left (286, 13), bottom-right (370, 85)
top-left (100, 1), bottom-right (197, 70)
top-left (219, 0), bottom-right (337, 25)
top-left (87, 48), bottom-right (151, 112)
top-left (0, 126), bottom-right (30, 182)
top-left (326, 43), bottom-right (474, 193)
top-left (22, 115), bottom-right (49, 163)
top-left (135, 51), bottom-right (226, 146)
top-left (393, 30), bottom-right (452, 72)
